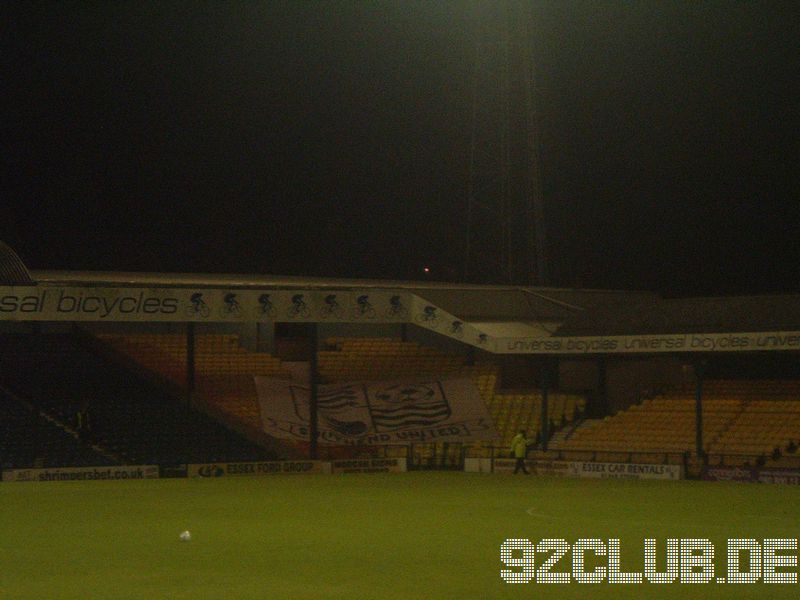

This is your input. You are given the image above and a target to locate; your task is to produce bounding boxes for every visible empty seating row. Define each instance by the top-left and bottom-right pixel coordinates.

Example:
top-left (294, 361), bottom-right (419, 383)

top-left (555, 381), bottom-right (800, 461)
top-left (99, 334), bottom-right (586, 461)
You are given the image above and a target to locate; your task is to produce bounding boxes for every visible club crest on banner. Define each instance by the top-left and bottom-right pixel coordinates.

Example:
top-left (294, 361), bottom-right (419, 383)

top-left (369, 382), bottom-right (451, 432)
top-left (256, 377), bottom-right (496, 445)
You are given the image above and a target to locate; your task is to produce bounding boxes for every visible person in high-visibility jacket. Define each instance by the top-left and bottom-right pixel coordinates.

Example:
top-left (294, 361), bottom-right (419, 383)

top-left (510, 430), bottom-right (533, 474)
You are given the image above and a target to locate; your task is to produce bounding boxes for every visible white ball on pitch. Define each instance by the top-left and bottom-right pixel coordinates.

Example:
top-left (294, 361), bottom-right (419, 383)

top-left (179, 530), bottom-right (191, 542)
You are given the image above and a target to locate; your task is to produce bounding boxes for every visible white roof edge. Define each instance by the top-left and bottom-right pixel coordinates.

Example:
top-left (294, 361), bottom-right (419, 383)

top-left (29, 269), bottom-right (648, 295)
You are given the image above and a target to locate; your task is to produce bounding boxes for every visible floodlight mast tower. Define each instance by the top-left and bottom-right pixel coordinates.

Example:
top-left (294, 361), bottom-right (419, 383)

top-left (464, 1), bottom-right (548, 286)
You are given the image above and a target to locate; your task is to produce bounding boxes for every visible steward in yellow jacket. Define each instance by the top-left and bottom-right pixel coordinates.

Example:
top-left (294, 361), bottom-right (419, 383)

top-left (510, 430), bottom-right (533, 474)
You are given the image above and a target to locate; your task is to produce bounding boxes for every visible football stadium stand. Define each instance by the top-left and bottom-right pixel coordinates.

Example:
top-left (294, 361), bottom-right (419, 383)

top-left (0, 387), bottom-right (112, 469)
top-left (96, 333), bottom-right (585, 466)
top-left (97, 332), bottom-right (291, 437)
top-left (551, 380), bottom-right (800, 470)
top-left (705, 380), bottom-right (800, 465)
top-left (9, 328), bottom-right (796, 474)
top-left (320, 337), bottom-right (584, 451)
top-left (1, 242), bottom-right (799, 478)
top-left (0, 333), bottom-right (275, 466)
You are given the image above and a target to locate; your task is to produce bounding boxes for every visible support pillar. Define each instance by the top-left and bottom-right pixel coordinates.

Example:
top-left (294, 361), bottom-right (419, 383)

top-left (466, 346), bottom-right (476, 366)
top-left (309, 323), bottom-right (319, 459)
top-left (695, 360), bottom-right (706, 459)
top-left (255, 321), bottom-right (276, 354)
top-left (186, 323), bottom-right (195, 410)
top-left (540, 358), bottom-right (550, 451)
top-left (596, 356), bottom-right (608, 417)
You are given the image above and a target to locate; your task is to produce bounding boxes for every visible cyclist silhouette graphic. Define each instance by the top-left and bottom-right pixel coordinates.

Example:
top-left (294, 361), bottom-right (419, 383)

top-left (320, 294), bottom-right (343, 319)
top-left (219, 292), bottom-right (241, 317)
top-left (354, 295), bottom-right (376, 318)
top-left (253, 293), bottom-right (275, 319)
top-left (288, 294), bottom-right (310, 318)
top-left (415, 305), bottom-right (440, 328)
top-left (384, 295), bottom-right (408, 319)
top-left (185, 292), bottom-right (210, 318)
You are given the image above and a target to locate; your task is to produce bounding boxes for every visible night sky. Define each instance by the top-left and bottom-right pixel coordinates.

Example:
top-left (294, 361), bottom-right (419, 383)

top-left (3, 1), bottom-right (798, 296)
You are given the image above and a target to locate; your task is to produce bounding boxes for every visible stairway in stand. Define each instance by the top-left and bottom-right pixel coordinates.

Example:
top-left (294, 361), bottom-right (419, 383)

top-left (547, 419), bottom-right (602, 450)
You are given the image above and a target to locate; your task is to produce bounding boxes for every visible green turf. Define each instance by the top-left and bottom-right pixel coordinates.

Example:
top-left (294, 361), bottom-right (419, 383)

top-left (1, 473), bottom-right (798, 598)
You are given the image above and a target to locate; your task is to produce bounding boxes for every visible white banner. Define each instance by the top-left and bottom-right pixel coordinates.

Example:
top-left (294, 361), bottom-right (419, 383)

top-left (410, 296), bottom-right (491, 348)
top-left (187, 460), bottom-right (327, 477)
top-left (2, 286), bottom-right (797, 355)
top-left (0, 286), bottom-right (416, 324)
top-left (2, 464), bottom-right (159, 482)
top-left (464, 458), bottom-right (493, 473)
top-left (757, 470), bottom-right (800, 485)
top-left (492, 458), bottom-right (574, 477)
top-left (497, 331), bottom-right (800, 354)
top-left (491, 459), bottom-right (682, 480)
top-left (330, 458), bottom-right (407, 474)
top-left (567, 461), bottom-right (682, 480)
top-left (255, 377), bottom-right (497, 445)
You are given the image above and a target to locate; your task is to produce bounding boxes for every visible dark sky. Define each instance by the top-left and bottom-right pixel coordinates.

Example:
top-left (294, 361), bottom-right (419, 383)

top-left (2, 1), bottom-right (798, 296)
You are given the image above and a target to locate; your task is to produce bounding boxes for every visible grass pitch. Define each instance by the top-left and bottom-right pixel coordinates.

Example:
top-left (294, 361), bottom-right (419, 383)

top-left (2, 472), bottom-right (798, 599)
